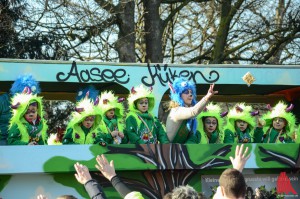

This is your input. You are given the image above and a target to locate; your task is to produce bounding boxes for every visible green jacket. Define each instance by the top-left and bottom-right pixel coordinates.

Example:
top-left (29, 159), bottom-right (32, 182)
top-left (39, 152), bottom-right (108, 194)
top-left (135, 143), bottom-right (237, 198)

top-left (63, 125), bottom-right (106, 144)
top-left (101, 116), bottom-right (128, 144)
top-left (125, 113), bottom-right (169, 144)
top-left (259, 127), bottom-right (294, 143)
top-left (223, 127), bottom-right (261, 143)
top-left (7, 117), bottom-right (48, 145)
top-left (199, 130), bottom-right (220, 144)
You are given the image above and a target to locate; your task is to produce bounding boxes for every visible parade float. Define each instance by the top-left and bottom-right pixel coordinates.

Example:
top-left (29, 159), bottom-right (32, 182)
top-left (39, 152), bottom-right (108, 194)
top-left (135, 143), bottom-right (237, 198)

top-left (0, 59), bottom-right (300, 198)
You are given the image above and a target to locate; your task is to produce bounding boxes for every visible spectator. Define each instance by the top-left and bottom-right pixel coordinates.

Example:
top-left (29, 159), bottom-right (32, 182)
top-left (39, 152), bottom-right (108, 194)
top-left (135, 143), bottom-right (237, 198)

top-left (74, 154), bottom-right (144, 199)
top-left (213, 144), bottom-right (251, 199)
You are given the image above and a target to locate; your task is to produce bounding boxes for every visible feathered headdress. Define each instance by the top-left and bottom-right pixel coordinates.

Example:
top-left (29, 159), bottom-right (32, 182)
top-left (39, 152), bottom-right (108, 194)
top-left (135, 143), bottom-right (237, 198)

top-left (98, 90), bottom-right (125, 119)
top-left (10, 74), bottom-right (41, 96)
top-left (197, 102), bottom-right (227, 143)
top-left (169, 77), bottom-right (197, 107)
top-left (169, 78), bottom-right (198, 134)
top-left (9, 87), bottom-right (48, 143)
top-left (76, 85), bottom-right (99, 102)
top-left (127, 84), bottom-right (155, 113)
top-left (224, 103), bottom-right (258, 135)
top-left (262, 101), bottom-right (296, 136)
top-left (67, 97), bottom-right (102, 144)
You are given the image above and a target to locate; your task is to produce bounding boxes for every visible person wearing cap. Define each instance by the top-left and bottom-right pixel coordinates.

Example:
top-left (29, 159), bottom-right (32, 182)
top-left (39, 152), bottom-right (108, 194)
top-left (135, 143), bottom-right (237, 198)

top-left (125, 84), bottom-right (169, 144)
top-left (223, 103), bottom-right (260, 143)
top-left (256, 101), bottom-right (296, 143)
top-left (166, 77), bottom-right (218, 144)
top-left (98, 90), bottom-right (128, 144)
top-left (197, 102), bottom-right (227, 144)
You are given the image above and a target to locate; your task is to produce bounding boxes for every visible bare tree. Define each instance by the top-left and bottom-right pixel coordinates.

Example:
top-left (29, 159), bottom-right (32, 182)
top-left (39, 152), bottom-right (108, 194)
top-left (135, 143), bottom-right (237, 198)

top-left (7, 0), bottom-right (300, 64)
top-left (0, 0), bottom-right (26, 58)
top-left (17, 0), bottom-right (135, 62)
top-left (166, 0), bottom-right (300, 64)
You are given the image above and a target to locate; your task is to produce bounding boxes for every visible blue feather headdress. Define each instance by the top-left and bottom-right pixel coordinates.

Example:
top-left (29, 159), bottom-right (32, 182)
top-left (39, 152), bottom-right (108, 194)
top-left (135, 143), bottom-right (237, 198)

top-left (10, 74), bottom-right (41, 96)
top-left (169, 77), bottom-right (198, 134)
top-left (76, 85), bottom-right (99, 102)
top-left (170, 77), bottom-right (197, 107)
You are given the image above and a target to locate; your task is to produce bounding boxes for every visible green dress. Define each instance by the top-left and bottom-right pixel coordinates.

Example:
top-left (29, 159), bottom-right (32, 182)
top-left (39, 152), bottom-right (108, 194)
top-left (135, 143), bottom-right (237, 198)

top-left (125, 112), bottom-right (169, 144)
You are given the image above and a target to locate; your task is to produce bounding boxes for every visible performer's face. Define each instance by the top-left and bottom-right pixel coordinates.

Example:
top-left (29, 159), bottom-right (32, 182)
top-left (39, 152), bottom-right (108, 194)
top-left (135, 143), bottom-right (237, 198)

top-left (204, 117), bottom-right (218, 133)
top-left (136, 98), bottom-right (148, 113)
top-left (181, 89), bottom-right (193, 106)
top-left (272, 117), bottom-right (286, 131)
top-left (235, 120), bottom-right (248, 132)
top-left (106, 109), bottom-right (115, 119)
top-left (82, 115), bottom-right (95, 129)
top-left (24, 104), bottom-right (38, 123)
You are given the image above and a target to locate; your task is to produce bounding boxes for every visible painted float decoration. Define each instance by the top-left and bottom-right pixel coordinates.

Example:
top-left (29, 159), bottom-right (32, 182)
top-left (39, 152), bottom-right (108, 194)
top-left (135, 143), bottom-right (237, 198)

top-left (0, 60), bottom-right (300, 198)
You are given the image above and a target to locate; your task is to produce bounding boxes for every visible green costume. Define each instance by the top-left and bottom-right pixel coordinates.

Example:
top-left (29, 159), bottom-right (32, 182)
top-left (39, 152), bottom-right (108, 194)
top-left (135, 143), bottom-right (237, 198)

top-left (7, 93), bottom-right (48, 145)
top-left (125, 85), bottom-right (169, 144)
top-left (0, 93), bottom-right (11, 144)
top-left (223, 103), bottom-right (259, 143)
top-left (196, 103), bottom-right (224, 144)
top-left (98, 91), bottom-right (128, 144)
top-left (257, 101), bottom-right (296, 143)
top-left (63, 98), bottom-right (105, 144)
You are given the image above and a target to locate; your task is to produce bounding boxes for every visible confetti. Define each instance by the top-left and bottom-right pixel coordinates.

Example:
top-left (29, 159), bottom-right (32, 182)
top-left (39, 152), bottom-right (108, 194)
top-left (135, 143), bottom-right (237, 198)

top-left (242, 72), bottom-right (255, 86)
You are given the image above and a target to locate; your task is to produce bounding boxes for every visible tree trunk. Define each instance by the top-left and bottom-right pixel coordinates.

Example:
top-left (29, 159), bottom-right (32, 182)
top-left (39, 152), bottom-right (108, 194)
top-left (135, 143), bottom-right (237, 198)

top-left (268, 0), bottom-right (285, 64)
top-left (115, 0), bottom-right (136, 62)
top-left (210, 0), bottom-right (232, 64)
top-left (143, 0), bottom-right (164, 63)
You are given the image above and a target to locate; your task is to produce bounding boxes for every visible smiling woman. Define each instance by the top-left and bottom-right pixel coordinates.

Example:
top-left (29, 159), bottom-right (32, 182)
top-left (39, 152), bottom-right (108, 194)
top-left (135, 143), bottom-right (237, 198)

top-left (166, 77), bottom-right (218, 144)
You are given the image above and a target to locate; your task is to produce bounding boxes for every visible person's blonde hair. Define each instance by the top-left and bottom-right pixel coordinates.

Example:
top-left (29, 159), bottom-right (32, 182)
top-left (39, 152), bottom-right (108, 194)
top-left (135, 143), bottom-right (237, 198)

top-left (167, 101), bottom-right (180, 111)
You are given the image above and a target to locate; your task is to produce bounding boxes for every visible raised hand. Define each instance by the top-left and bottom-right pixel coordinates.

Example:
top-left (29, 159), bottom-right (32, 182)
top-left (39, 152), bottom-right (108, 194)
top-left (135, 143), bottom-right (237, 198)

top-left (74, 162), bottom-right (92, 184)
top-left (206, 84), bottom-right (218, 100)
top-left (37, 194), bottom-right (47, 199)
top-left (95, 154), bottom-right (116, 181)
top-left (230, 144), bottom-right (251, 172)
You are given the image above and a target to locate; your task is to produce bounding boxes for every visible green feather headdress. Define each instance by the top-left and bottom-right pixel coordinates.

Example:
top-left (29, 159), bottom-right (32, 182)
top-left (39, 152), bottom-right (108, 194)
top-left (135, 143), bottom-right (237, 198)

top-left (67, 98), bottom-right (102, 144)
top-left (197, 103), bottom-right (226, 143)
top-left (98, 90), bottom-right (125, 133)
top-left (262, 101), bottom-right (296, 136)
top-left (224, 103), bottom-right (257, 135)
top-left (98, 90), bottom-right (125, 119)
top-left (126, 84), bottom-right (155, 127)
top-left (9, 90), bottom-right (48, 143)
top-left (127, 84), bottom-right (155, 114)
